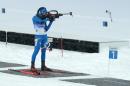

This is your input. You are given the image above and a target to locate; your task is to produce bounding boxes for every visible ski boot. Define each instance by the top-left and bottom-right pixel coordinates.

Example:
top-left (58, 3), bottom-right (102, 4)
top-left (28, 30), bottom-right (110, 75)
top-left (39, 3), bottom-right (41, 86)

top-left (31, 62), bottom-right (40, 75)
top-left (41, 61), bottom-right (52, 71)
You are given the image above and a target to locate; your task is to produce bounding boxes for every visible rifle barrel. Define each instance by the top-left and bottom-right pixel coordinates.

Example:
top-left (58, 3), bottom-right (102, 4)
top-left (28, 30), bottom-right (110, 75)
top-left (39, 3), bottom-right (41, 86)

top-left (62, 12), bottom-right (72, 16)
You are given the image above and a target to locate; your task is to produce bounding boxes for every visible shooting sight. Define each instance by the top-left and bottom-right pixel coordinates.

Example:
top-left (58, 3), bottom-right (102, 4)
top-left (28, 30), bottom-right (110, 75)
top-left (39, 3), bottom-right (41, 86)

top-left (45, 10), bottom-right (73, 20)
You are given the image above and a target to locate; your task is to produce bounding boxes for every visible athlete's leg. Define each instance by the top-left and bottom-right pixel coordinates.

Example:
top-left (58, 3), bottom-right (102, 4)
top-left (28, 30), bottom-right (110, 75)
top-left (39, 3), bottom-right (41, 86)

top-left (40, 35), bottom-right (52, 71)
top-left (31, 38), bottom-right (41, 63)
top-left (41, 35), bottom-right (48, 61)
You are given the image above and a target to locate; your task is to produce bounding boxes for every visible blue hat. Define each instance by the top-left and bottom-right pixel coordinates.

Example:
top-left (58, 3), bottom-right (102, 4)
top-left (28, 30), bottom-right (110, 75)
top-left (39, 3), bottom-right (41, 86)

top-left (37, 7), bottom-right (47, 16)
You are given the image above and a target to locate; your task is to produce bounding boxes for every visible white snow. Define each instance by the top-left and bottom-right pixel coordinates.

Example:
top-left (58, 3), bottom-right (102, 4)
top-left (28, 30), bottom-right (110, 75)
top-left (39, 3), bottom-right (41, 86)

top-left (0, 42), bottom-right (130, 86)
top-left (1, 0), bottom-right (130, 42)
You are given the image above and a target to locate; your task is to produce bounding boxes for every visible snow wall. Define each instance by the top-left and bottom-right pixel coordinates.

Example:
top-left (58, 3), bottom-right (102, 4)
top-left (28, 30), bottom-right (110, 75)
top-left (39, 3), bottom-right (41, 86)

top-left (0, 0), bottom-right (130, 42)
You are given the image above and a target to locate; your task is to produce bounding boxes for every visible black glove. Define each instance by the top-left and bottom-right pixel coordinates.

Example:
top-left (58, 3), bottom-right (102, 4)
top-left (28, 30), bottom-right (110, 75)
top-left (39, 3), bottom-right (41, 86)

top-left (49, 16), bottom-right (55, 22)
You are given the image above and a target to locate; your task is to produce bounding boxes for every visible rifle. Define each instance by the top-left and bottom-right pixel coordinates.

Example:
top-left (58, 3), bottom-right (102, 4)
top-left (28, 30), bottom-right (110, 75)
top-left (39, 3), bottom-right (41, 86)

top-left (45, 10), bottom-right (73, 20)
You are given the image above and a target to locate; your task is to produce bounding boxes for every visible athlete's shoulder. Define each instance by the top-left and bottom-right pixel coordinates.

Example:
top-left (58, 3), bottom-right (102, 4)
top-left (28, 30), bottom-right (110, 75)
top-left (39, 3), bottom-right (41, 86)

top-left (32, 16), bottom-right (41, 21)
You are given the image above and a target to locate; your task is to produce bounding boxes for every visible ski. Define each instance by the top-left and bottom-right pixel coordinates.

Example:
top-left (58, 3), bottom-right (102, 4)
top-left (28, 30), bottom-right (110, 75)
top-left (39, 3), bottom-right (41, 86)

top-left (8, 68), bottom-right (74, 77)
top-left (8, 69), bottom-right (40, 76)
top-left (42, 68), bottom-right (74, 74)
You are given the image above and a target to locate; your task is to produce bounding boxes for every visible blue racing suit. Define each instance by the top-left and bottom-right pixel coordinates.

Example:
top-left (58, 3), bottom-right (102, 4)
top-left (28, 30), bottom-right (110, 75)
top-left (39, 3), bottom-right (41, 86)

top-left (31, 16), bottom-right (53, 63)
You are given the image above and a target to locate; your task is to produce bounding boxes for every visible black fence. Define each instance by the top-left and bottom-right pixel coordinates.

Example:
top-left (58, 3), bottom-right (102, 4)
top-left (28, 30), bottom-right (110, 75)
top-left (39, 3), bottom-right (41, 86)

top-left (0, 31), bottom-right (99, 53)
top-left (0, 31), bottom-right (6, 42)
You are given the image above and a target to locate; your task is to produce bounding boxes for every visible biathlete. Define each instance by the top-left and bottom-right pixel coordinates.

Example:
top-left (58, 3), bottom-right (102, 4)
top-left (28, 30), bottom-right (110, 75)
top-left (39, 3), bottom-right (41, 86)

top-left (31, 7), bottom-right (54, 72)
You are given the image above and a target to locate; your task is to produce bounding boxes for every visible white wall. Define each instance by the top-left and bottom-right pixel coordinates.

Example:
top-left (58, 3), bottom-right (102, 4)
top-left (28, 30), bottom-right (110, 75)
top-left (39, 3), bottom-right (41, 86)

top-left (0, 0), bottom-right (130, 42)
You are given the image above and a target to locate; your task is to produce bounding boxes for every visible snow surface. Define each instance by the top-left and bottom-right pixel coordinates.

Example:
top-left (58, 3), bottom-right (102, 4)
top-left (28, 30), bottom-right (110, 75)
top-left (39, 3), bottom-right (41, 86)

top-left (0, 42), bottom-right (130, 86)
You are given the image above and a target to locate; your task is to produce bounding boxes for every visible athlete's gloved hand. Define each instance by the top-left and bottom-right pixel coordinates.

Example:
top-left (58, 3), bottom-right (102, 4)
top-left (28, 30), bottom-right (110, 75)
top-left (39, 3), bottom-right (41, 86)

top-left (49, 16), bottom-right (55, 22)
